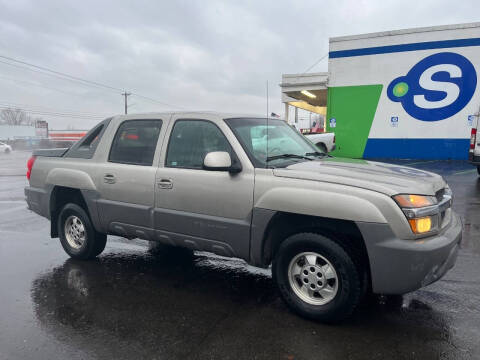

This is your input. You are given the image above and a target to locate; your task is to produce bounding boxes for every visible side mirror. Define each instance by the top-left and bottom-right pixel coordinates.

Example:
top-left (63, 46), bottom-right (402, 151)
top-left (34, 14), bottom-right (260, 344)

top-left (203, 151), bottom-right (241, 173)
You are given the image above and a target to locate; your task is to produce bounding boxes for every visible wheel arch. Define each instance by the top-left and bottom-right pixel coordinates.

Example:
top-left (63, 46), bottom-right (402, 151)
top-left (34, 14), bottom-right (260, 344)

top-left (257, 211), bottom-right (371, 286)
top-left (49, 186), bottom-right (97, 238)
top-left (316, 142), bottom-right (327, 152)
top-left (46, 168), bottom-right (96, 191)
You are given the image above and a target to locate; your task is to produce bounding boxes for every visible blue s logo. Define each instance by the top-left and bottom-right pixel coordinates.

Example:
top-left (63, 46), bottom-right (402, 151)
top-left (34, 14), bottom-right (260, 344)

top-left (387, 52), bottom-right (477, 121)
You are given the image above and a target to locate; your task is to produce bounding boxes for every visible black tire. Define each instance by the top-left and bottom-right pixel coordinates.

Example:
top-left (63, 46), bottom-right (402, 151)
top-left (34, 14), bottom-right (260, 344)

top-left (477, 166), bottom-right (480, 176)
top-left (4, 148), bottom-right (10, 154)
top-left (273, 232), bottom-right (364, 323)
top-left (58, 203), bottom-right (107, 260)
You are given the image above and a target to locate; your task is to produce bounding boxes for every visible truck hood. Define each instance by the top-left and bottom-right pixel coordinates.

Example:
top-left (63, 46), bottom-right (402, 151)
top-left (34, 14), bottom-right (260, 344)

top-left (273, 157), bottom-right (446, 196)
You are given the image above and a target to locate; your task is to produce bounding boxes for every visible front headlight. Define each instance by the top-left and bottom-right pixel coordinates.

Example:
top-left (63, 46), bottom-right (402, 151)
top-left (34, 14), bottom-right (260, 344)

top-left (393, 194), bottom-right (437, 208)
top-left (393, 194), bottom-right (438, 234)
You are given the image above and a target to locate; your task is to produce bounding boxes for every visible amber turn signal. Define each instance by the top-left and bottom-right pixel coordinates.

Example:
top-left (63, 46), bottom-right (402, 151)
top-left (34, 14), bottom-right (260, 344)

top-left (408, 217), bottom-right (432, 234)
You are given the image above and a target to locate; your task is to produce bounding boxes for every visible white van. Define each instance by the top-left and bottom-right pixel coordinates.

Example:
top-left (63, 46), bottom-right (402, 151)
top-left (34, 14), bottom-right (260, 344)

top-left (469, 117), bottom-right (480, 176)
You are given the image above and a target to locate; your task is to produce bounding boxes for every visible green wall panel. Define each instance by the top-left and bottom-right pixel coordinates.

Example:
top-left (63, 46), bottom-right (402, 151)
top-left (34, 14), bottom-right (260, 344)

top-left (326, 84), bottom-right (383, 158)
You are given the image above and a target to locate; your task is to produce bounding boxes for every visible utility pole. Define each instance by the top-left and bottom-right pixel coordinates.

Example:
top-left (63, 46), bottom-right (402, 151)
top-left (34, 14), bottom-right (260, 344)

top-left (122, 91), bottom-right (131, 114)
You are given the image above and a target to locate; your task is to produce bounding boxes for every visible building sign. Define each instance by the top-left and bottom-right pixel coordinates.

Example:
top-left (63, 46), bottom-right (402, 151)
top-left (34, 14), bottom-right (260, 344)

top-left (35, 120), bottom-right (48, 138)
top-left (387, 52), bottom-right (477, 121)
top-left (468, 115), bottom-right (475, 126)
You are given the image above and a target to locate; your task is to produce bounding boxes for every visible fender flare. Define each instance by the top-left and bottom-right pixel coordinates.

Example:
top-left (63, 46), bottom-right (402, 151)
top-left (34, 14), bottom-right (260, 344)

top-left (255, 187), bottom-right (387, 223)
top-left (46, 168), bottom-right (97, 191)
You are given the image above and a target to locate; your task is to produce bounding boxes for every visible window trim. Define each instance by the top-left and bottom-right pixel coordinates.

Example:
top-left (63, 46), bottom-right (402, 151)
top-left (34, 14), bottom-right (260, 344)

top-left (108, 119), bottom-right (163, 166)
top-left (64, 117), bottom-right (112, 159)
top-left (164, 118), bottom-right (239, 170)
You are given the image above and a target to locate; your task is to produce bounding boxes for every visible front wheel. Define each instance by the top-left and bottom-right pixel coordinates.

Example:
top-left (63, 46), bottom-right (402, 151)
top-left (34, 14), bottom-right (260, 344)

top-left (273, 232), bottom-right (364, 323)
top-left (4, 147), bottom-right (10, 154)
top-left (58, 203), bottom-right (107, 260)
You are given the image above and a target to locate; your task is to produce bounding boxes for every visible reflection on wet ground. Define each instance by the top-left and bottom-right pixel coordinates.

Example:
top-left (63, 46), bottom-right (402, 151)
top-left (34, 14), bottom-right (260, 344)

top-left (30, 244), bottom-right (480, 359)
top-left (1, 152), bottom-right (479, 359)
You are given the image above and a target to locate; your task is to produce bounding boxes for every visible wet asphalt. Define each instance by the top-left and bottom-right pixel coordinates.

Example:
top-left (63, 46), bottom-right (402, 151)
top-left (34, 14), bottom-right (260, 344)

top-left (0, 151), bottom-right (479, 360)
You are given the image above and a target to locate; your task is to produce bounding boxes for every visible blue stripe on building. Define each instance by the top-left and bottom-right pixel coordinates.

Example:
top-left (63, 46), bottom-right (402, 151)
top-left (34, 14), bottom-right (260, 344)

top-left (363, 138), bottom-right (470, 159)
top-left (329, 38), bottom-right (480, 58)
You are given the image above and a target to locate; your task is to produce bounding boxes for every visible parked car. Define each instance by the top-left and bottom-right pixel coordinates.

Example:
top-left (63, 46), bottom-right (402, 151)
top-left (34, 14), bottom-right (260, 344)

top-left (25, 112), bottom-right (461, 322)
top-left (469, 119), bottom-right (480, 176)
top-left (304, 132), bottom-right (335, 153)
top-left (291, 123), bottom-right (336, 152)
top-left (0, 141), bottom-right (12, 154)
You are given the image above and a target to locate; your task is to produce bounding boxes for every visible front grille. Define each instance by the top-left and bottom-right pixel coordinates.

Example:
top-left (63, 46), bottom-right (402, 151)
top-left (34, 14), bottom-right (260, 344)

top-left (435, 188), bottom-right (452, 228)
top-left (435, 188), bottom-right (445, 203)
top-left (440, 209), bottom-right (446, 223)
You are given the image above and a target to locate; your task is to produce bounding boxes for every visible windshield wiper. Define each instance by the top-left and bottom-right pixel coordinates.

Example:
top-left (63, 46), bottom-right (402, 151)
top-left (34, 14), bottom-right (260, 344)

top-left (266, 153), bottom-right (313, 162)
top-left (305, 151), bottom-right (329, 158)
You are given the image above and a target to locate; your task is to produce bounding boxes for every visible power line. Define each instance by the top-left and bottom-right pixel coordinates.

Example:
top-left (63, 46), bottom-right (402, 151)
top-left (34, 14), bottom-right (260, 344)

top-left (302, 53), bottom-right (329, 74)
top-left (0, 101), bottom-right (109, 118)
top-left (130, 93), bottom-right (185, 109)
top-left (0, 54), bottom-right (184, 110)
top-left (0, 101), bottom-right (108, 120)
top-left (0, 73), bottom-right (100, 98)
top-left (0, 54), bottom-right (123, 93)
top-left (0, 59), bottom-right (120, 96)
top-left (0, 106), bottom-right (105, 118)
top-left (0, 108), bottom-right (103, 118)
top-left (0, 107), bottom-right (105, 120)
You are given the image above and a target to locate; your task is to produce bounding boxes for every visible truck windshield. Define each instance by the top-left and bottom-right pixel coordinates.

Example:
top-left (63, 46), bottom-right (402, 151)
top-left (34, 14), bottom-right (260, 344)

top-left (224, 118), bottom-right (323, 168)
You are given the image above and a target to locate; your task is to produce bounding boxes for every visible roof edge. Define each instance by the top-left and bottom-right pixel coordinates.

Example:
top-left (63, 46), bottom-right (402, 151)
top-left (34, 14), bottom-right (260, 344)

top-left (330, 22), bottom-right (480, 43)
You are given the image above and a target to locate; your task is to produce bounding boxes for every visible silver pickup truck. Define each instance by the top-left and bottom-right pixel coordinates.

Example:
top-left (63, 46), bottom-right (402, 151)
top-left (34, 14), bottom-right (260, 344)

top-left (25, 112), bottom-right (462, 322)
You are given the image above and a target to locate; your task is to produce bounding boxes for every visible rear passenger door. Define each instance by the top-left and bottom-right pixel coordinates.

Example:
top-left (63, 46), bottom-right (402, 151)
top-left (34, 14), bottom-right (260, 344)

top-left (97, 119), bottom-right (164, 238)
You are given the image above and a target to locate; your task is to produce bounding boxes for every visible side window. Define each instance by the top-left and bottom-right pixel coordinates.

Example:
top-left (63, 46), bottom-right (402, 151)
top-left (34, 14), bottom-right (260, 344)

top-left (109, 119), bottom-right (162, 166)
top-left (166, 120), bottom-right (231, 169)
top-left (78, 125), bottom-right (104, 149)
top-left (65, 117), bottom-right (111, 159)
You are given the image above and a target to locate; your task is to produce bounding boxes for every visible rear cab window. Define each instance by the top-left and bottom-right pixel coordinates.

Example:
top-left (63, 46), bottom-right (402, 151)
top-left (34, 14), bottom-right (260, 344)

top-left (65, 118), bottom-right (111, 159)
top-left (108, 119), bottom-right (163, 166)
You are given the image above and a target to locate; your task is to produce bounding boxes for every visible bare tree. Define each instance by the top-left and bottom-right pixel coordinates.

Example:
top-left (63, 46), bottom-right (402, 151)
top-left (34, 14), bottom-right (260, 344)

top-left (0, 108), bottom-right (37, 126)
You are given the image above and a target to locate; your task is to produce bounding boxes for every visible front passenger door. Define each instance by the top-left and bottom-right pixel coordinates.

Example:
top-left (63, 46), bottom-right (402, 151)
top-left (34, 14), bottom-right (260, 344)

top-left (154, 119), bottom-right (254, 259)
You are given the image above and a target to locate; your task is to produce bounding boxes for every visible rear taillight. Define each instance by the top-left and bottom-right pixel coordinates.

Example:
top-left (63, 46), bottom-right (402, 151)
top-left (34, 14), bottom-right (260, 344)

top-left (26, 155), bottom-right (36, 180)
top-left (470, 128), bottom-right (477, 150)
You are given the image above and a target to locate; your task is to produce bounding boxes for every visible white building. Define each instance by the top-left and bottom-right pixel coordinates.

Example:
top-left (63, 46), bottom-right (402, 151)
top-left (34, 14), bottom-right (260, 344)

top-left (281, 22), bottom-right (480, 159)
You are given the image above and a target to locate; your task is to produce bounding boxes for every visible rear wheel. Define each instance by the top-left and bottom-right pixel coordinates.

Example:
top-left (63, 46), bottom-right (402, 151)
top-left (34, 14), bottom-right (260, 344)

top-left (4, 147), bottom-right (10, 154)
top-left (58, 203), bottom-right (106, 259)
top-left (477, 166), bottom-right (480, 176)
top-left (273, 232), bottom-right (364, 323)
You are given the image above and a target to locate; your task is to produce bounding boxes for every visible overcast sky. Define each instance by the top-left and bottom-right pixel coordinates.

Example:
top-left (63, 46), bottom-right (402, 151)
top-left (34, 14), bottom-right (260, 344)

top-left (0, 0), bottom-right (479, 129)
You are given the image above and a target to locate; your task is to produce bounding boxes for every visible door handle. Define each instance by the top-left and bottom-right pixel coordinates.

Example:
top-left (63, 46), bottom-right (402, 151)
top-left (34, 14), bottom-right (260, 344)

top-left (104, 174), bottom-right (116, 184)
top-left (157, 179), bottom-right (173, 189)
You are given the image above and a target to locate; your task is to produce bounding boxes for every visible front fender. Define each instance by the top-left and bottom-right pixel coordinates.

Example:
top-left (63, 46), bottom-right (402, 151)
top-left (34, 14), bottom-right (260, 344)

top-left (255, 187), bottom-right (387, 223)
